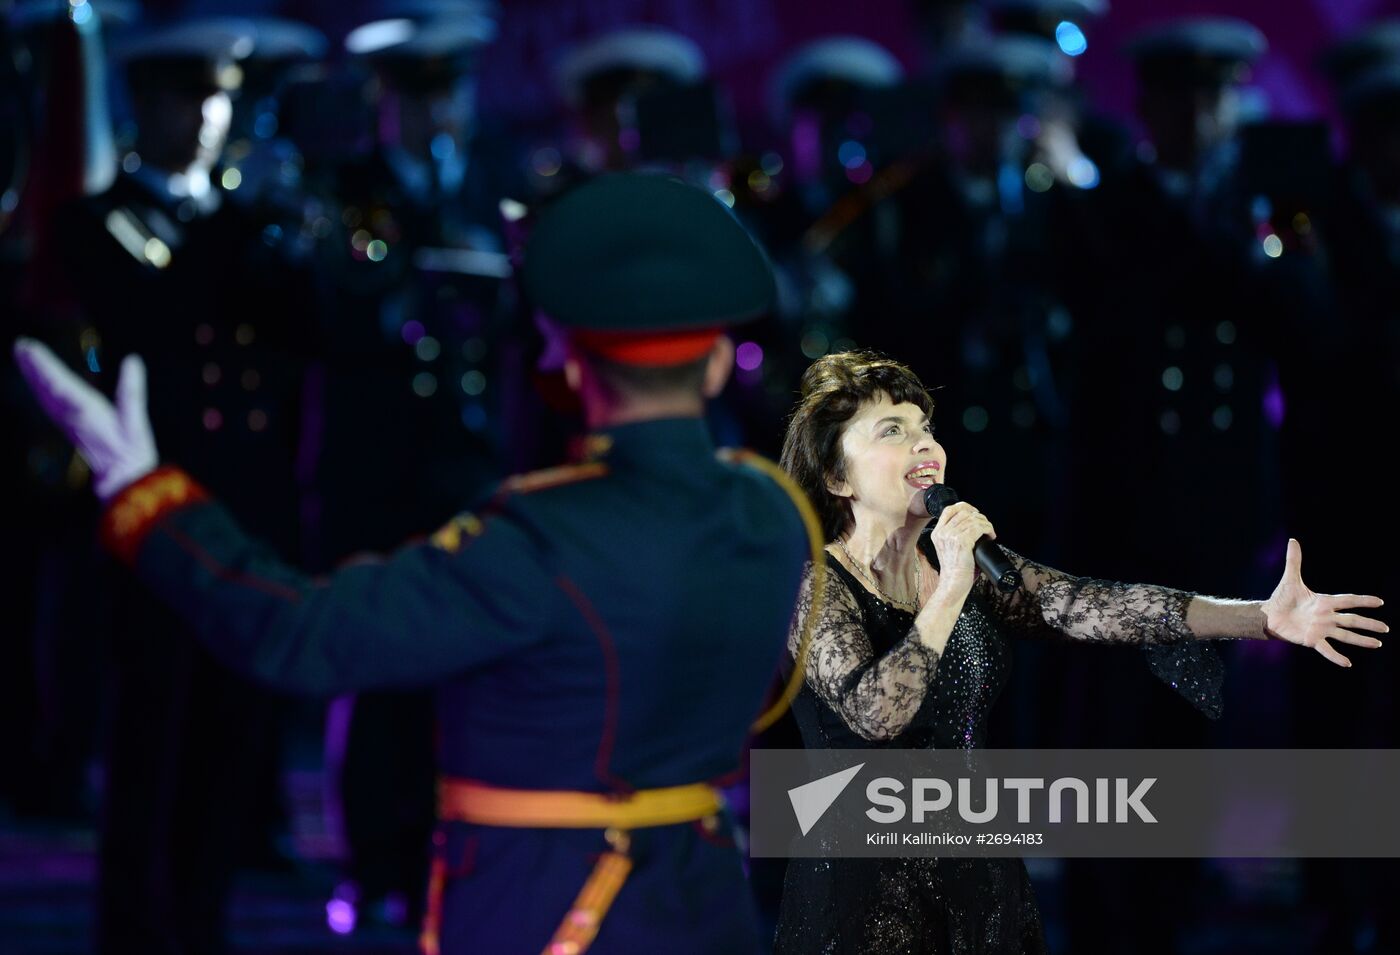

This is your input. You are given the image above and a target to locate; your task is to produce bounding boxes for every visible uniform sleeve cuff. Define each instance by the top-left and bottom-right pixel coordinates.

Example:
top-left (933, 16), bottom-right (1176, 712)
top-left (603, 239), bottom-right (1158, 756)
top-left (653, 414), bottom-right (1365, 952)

top-left (100, 466), bottom-right (210, 565)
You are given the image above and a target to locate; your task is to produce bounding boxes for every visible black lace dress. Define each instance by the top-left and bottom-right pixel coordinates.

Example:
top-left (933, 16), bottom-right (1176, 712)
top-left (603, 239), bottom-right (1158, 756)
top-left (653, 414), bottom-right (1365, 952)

top-left (773, 546), bottom-right (1222, 954)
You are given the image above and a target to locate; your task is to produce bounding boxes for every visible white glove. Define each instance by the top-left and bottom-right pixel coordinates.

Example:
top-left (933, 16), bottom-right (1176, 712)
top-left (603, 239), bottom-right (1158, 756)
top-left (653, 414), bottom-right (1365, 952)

top-left (13, 337), bottom-right (159, 502)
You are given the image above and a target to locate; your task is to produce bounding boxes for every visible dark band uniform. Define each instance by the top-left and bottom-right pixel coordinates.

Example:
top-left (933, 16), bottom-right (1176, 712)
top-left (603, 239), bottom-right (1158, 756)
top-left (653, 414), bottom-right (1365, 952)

top-left (53, 18), bottom-right (317, 953)
top-left (95, 174), bottom-right (810, 955)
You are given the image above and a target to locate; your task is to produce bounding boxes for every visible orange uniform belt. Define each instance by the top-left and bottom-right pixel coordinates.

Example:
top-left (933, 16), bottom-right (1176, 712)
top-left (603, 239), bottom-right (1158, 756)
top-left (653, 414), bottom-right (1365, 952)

top-left (420, 777), bottom-right (725, 955)
top-left (436, 777), bottom-right (723, 828)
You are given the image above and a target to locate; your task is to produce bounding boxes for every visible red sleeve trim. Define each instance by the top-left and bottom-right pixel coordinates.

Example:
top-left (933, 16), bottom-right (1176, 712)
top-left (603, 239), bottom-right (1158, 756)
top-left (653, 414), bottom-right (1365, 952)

top-left (100, 466), bottom-right (210, 565)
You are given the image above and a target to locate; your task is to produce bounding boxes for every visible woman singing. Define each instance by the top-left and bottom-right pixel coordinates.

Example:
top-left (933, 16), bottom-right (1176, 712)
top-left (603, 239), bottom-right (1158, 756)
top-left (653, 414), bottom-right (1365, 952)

top-left (772, 351), bottom-right (1385, 954)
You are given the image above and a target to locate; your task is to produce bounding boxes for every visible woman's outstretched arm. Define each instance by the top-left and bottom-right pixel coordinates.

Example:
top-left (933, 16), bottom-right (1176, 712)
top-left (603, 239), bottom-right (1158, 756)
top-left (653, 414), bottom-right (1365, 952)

top-left (981, 543), bottom-right (1385, 667)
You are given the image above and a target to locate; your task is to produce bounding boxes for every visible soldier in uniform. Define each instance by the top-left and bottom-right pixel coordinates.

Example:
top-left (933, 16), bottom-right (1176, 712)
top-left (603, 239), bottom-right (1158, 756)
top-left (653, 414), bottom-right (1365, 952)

top-left (1066, 16), bottom-right (1280, 610)
top-left (316, 0), bottom-right (512, 553)
top-left (746, 35), bottom-right (912, 454)
top-left (51, 16), bottom-right (317, 954)
top-left (883, 35), bottom-right (1080, 558)
top-left (16, 171), bottom-right (813, 955)
top-left (1303, 32), bottom-right (1400, 598)
top-left (1280, 40), bottom-right (1400, 953)
top-left (840, 35), bottom-right (1087, 756)
top-left (533, 27), bottom-right (749, 460)
top-left (1058, 18), bottom-right (1282, 954)
top-left (215, 16), bottom-right (327, 215)
top-left (987, 0), bottom-right (1131, 175)
top-left (309, 5), bottom-right (522, 928)
top-left (0, 0), bottom-right (135, 821)
top-left (552, 26), bottom-right (710, 178)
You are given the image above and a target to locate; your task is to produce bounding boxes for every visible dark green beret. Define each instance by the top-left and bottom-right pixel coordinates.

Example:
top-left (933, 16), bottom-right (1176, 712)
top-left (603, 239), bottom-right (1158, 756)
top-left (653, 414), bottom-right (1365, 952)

top-left (522, 173), bottom-right (776, 333)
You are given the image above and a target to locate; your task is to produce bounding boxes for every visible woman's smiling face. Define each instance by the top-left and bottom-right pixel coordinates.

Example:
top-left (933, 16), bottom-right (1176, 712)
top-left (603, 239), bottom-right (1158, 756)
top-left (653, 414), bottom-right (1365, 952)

top-left (831, 393), bottom-right (946, 527)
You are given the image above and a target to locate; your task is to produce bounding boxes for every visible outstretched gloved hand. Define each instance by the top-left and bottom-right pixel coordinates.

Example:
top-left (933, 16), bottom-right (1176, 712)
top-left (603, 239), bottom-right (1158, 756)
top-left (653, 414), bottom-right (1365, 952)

top-left (13, 338), bottom-right (158, 502)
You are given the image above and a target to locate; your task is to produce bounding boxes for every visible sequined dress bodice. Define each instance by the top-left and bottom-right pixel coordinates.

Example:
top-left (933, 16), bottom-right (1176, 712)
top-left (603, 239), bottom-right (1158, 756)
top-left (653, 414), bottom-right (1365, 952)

top-left (774, 547), bottom-right (1216, 954)
top-left (790, 558), bottom-right (1013, 752)
top-left (775, 555), bottom-right (1047, 955)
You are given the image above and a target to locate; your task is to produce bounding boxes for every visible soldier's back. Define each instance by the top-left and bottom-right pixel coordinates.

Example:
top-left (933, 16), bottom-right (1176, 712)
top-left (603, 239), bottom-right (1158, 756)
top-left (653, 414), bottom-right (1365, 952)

top-left (427, 418), bottom-right (808, 955)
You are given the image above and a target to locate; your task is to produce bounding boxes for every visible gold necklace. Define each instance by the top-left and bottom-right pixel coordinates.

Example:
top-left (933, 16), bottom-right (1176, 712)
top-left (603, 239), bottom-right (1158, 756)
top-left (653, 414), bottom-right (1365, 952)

top-left (835, 538), bottom-right (921, 612)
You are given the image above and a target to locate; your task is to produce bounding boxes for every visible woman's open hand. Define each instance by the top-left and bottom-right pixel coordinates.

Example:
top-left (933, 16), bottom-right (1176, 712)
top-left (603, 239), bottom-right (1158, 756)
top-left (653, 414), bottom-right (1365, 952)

top-left (1262, 538), bottom-right (1387, 667)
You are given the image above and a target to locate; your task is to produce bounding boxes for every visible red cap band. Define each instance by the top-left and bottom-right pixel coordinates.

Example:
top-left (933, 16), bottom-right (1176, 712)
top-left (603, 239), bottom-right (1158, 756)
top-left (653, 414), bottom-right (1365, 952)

top-left (571, 328), bottom-right (722, 366)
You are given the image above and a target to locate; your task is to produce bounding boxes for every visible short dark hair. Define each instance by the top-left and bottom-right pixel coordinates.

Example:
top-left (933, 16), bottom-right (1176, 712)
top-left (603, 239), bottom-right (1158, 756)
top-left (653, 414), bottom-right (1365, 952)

top-left (580, 350), bottom-right (710, 403)
top-left (780, 351), bottom-right (935, 541)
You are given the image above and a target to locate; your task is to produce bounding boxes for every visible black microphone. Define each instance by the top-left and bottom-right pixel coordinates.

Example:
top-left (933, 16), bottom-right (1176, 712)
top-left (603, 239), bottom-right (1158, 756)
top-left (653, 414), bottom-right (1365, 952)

top-left (921, 485), bottom-right (1023, 592)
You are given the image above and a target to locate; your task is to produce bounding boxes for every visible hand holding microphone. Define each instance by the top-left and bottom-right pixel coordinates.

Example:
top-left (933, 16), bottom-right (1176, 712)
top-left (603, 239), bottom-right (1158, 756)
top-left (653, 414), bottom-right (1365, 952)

top-left (920, 486), bottom-right (1023, 593)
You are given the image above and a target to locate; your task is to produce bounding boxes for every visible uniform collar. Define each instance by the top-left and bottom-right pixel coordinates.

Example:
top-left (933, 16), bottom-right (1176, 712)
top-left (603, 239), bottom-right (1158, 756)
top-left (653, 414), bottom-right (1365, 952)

top-left (577, 416), bottom-right (714, 465)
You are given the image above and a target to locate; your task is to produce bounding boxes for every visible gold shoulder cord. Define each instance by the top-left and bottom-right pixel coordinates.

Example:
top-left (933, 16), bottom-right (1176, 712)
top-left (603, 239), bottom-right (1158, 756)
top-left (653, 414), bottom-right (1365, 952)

top-left (719, 449), bottom-right (827, 734)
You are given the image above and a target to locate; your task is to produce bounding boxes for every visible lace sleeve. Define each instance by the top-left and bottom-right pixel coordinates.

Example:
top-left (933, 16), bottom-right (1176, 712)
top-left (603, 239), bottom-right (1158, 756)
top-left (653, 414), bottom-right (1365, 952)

top-left (977, 548), bottom-right (1224, 719)
top-left (788, 561), bottom-right (940, 741)
top-left (977, 548), bottom-right (1195, 645)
